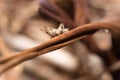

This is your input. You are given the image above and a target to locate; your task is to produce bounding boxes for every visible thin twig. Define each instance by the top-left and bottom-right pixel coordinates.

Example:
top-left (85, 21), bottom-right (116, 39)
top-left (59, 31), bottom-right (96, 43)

top-left (40, 6), bottom-right (73, 27)
top-left (39, 0), bottom-right (73, 23)
top-left (0, 37), bottom-right (10, 56)
top-left (0, 22), bottom-right (116, 63)
top-left (39, 0), bottom-right (74, 27)
top-left (0, 35), bottom-right (88, 74)
top-left (0, 22), bottom-right (119, 75)
top-left (73, 0), bottom-right (87, 26)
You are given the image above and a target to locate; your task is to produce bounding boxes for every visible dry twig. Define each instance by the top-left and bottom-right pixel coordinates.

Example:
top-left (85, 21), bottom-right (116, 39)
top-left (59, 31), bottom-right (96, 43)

top-left (0, 22), bottom-right (119, 75)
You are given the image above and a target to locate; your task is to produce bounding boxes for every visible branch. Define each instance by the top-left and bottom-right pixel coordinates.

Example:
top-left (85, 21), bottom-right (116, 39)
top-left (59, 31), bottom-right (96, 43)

top-left (39, 0), bottom-right (73, 27)
top-left (0, 37), bottom-right (10, 56)
top-left (73, 0), bottom-right (87, 26)
top-left (0, 22), bottom-right (119, 75)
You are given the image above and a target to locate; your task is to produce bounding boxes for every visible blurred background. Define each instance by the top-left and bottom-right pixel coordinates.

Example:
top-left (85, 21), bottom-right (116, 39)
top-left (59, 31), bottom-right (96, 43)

top-left (0, 0), bottom-right (119, 80)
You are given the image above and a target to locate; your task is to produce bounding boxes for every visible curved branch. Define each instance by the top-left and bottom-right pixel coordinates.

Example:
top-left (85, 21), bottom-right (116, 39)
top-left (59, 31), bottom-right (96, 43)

top-left (0, 22), bottom-right (119, 75)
